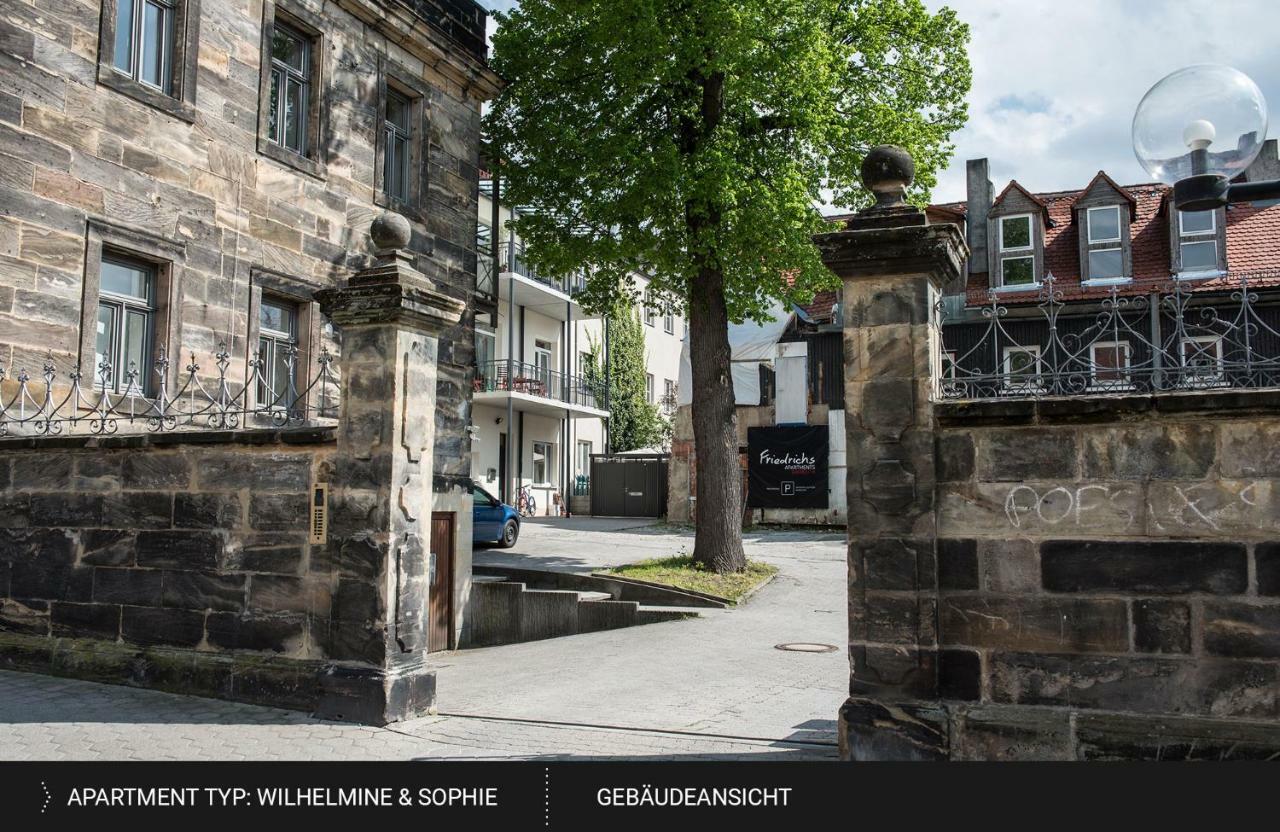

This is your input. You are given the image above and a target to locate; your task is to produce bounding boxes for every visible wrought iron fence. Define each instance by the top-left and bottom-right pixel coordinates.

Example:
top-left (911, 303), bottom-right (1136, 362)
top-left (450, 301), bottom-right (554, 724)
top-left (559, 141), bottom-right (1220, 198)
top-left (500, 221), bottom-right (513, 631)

top-left (936, 272), bottom-right (1280, 400)
top-left (474, 359), bottom-right (604, 410)
top-left (0, 343), bottom-right (339, 436)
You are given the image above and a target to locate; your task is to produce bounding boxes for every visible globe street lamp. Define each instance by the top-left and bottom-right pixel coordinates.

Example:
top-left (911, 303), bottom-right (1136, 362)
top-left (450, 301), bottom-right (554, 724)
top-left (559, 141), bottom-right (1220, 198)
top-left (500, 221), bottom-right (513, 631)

top-left (1132, 64), bottom-right (1279, 211)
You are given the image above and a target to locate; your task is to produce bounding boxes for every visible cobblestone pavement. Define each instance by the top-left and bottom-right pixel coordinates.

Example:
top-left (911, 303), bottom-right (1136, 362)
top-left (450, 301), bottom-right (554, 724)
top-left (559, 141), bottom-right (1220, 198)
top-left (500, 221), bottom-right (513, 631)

top-left (0, 671), bottom-right (834, 760)
top-left (1, 525), bottom-right (845, 761)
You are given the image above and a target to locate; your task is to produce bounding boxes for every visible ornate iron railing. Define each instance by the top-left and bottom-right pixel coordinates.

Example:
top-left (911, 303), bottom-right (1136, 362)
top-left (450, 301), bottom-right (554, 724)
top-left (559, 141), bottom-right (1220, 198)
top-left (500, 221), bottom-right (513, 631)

top-left (935, 272), bottom-right (1280, 400)
top-left (474, 359), bottom-right (605, 411)
top-left (0, 343), bottom-right (339, 437)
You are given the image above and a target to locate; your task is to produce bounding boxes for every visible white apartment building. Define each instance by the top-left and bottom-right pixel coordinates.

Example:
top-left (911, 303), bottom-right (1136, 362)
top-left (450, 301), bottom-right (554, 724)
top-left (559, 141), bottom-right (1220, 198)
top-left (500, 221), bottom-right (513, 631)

top-left (474, 178), bottom-right (684, 515)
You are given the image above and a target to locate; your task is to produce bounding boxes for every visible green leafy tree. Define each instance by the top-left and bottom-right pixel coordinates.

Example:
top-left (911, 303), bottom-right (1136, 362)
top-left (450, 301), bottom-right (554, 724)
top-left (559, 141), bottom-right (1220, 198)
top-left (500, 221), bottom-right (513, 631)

top-left (581, 297), bottom-right (668, 453)
top-left (486, 0), bottom-right (970, 572)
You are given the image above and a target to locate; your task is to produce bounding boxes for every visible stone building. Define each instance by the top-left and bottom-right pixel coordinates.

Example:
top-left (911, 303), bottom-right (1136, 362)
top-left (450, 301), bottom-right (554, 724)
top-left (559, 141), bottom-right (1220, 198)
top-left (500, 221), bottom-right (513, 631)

top-left (0, 0), bottom-right (499, 721)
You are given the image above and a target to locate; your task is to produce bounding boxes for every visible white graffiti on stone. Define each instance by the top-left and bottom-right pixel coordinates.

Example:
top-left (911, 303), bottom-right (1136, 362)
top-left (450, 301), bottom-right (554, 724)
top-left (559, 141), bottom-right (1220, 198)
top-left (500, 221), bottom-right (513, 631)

top-left (1003, 484), bottom-right (1135, 528)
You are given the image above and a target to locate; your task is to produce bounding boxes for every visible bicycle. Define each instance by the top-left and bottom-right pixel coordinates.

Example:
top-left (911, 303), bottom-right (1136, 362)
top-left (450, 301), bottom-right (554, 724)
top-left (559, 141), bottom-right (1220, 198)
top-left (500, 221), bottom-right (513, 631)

top-left (516, 485), bottom-right (538, 517)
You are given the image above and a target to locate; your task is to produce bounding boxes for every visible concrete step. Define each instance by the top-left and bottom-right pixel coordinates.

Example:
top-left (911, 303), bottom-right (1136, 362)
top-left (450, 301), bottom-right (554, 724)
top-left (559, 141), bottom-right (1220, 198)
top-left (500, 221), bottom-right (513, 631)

top-left (464, 579), bottom-right (702, 647)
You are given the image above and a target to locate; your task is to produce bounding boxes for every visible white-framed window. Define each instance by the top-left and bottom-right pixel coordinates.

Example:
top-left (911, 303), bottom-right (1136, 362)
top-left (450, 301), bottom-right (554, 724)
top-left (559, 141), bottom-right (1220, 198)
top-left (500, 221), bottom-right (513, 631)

top-left (576, 440), bottom-right (592, 476)
top-left (1087, 205), bottom-right (1122, 243)
top-left (474, 327), bottom-right (495, 376)
top-left (1085, 205), bottom-right (1125, 281)
top-left (1178, 210), bottom-right (1218, 275)
top-left (998, 214), bottom-right (1036, 287)
top-left (664, 378), bottom-right (675, 400)
top-left (1089, 341), bottom-right (1132, 390)
top-left (256, 295), bottom-right (299, 408)
top-left (534, 339), bottom-right (553, 391)
top-left (267, 20), bottom-right (311, 155)
top-left (941, 350), bottom-right (958, 380)
top-left (579, 350), bottom-right (592, 375)
top-left (645, 373), bottom-right (654, 403)
top-left (96, 254), bottom-right (157, 395)
top-left (112, 0), bottom-right (177, 93)
top-left (1001, 345), bottom-right (1042, 391)
top-left (532, 441), bottom-right (552, 484)
top-left (1179, 335), bottom-right (1224, 385)
top-left (643, 289), bottom-right (655, 326)
top-left (664, 307), bottom-right (674, 334)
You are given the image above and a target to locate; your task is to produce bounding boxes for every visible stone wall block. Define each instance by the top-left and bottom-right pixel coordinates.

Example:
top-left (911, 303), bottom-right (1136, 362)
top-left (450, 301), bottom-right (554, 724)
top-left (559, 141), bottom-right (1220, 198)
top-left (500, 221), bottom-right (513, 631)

top-left (1202, 601), bottom-right (1280, 659)
top-left (134, 529), bottom-right (223, 569)
top-left (161, 571), bottom-right (247, 612)
top-left (120, 606), bottom-right (204, 648)
top-left (174, 492), bottom-right (243, 529)
top-left (989, 652), bottom-right (1280, 719)
top-left (1133, 599), bottom-right (1192, 654)
top-left (122, 453), bottom-right (192, 489)
top-left (1082, 424), bottom-right (1216, 480)
top-left (941, 596), bottom-right (1129, 653)
top-left (50, 601), bottom-right (121, 640)
top-left (1218, 422), bottom-right (1280, 478)
top-left (979, 538), bottom-right (1039, 593)
top-left (102, 491), bottom-right (174, 529)
top-left (1258, 542), bottom-right (1280, 596)
top-left (249, 492), bottom-right (309, 531)
top-left (93, 567), bottom-right (162, 606)
top-left (976, 428), bottom-right (1079, 481)
top-left (1041, 540), bottom-right (1248, 595)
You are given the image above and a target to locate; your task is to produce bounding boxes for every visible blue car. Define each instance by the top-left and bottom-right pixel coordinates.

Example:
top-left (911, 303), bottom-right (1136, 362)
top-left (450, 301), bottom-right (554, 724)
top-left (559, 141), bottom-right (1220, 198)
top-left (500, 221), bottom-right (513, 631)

top-left (471, 482), bottom-right (520, 548)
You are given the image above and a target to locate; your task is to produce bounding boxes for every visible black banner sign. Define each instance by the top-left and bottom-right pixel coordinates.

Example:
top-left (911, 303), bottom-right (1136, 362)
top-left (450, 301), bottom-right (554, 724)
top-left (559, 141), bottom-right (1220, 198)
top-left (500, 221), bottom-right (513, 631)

top-left (746, 425), bottom-right (828, 508)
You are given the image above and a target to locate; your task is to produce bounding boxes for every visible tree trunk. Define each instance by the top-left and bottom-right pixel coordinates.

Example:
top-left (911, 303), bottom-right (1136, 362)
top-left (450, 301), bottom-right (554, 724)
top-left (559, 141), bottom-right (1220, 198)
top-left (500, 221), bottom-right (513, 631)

top-left (688, 263), bottom-right (747, 573)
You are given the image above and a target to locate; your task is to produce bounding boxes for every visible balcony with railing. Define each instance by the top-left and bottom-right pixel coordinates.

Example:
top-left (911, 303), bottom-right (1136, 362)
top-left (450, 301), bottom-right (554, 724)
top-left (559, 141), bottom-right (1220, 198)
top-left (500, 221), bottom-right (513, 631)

top-left (472, 359), bottom-right (608, 418)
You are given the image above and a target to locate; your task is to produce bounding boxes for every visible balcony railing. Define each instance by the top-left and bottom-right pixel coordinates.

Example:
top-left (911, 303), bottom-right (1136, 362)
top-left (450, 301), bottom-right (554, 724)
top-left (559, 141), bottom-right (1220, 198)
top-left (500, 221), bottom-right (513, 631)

top-left (498, 238), bottom-right (587, 298)
top-left (474, 359), bottom-right (605, 411)
top-left (936, 272), bottom-right (1280, 400)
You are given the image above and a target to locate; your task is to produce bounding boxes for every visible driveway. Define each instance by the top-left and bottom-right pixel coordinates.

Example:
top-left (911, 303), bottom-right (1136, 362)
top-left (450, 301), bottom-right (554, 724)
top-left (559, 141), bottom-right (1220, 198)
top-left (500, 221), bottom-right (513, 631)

top-left (451, 522), bottom-right (848, 746)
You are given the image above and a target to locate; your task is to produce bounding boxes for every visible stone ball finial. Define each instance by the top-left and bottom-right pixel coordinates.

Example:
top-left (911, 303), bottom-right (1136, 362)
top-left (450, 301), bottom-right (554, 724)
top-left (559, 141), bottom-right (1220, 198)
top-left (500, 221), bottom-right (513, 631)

top-left (370, 211), bottom-right (412, 250)
top-left (861, 145), bottom-right (915, 208)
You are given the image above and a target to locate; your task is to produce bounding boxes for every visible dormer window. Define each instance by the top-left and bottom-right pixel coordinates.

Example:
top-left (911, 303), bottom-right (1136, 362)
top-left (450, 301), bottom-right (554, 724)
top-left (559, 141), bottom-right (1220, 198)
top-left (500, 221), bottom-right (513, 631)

top-left (1085, 205), bottom-right (1124, 280)
top-left (1168, 204), bottom-right (1226, 278)
top-left (998, 214), bottom-right (1036, 287)
top-left (1178, 210), bottom-right (1217, 272)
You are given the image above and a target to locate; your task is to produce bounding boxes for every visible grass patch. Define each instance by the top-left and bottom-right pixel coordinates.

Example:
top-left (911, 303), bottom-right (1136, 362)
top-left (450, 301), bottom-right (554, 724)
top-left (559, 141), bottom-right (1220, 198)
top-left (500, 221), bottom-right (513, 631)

top-left (604, 556), bottom-right (777, 604)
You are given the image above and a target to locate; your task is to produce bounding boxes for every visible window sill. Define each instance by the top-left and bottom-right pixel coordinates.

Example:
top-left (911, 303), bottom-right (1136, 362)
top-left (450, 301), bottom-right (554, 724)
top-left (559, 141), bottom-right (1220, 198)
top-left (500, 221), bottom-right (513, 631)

top-left (992, 283), bottom-right (1042, 293)
top-left (1174, 270), bottom-right (1227, 281)
top-left (1081, 277), bottom-right (1132, 287)
top-left (97, 67), bottom-right (196, 124)
top-left (257, 137), bottom-right (327, 181)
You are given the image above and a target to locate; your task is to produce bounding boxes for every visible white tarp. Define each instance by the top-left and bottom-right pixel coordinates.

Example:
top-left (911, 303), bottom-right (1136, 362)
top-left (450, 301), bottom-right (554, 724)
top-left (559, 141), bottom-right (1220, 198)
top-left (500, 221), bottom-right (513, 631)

top-left (677, 302), bottom-right (792, 406)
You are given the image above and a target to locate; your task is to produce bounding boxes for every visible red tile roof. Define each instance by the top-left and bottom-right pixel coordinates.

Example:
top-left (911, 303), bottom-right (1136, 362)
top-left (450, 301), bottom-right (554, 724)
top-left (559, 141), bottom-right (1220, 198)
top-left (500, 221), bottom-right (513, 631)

top-left (939, 181), bottom-right (1280, 305)
top-left (802, 290), bottom-right (839, 323)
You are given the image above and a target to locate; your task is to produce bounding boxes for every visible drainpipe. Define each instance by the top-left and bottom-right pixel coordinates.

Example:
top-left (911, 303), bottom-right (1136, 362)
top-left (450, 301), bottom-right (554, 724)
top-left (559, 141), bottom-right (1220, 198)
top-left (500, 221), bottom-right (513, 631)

top-left (505, 227), bottom-right (515, 505)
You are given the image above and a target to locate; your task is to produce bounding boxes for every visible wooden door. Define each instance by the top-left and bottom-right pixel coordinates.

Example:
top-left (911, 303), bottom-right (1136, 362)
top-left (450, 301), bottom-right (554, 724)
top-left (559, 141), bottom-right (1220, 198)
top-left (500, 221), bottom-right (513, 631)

top-left (428, 512), bottom-right (455, 652)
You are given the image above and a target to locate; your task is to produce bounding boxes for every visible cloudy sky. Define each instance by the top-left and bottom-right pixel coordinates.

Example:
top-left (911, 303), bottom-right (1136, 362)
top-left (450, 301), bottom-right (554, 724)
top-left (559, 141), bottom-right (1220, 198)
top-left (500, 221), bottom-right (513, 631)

top-left (476, 0), bottom-right (1277, 205)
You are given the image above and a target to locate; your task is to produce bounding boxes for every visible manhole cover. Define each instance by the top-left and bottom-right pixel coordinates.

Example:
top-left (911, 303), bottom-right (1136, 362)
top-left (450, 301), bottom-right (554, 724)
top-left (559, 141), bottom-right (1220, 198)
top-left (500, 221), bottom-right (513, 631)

top-left (774, 642), bottom-right (838, 653)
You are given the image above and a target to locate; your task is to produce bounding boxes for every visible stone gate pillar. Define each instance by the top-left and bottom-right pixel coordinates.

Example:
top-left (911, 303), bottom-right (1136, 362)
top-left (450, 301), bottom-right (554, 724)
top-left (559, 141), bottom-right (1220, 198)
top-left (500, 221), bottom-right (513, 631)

top-left (314, 213), bottom-right (464, 724)
top-left (813, 147), bottom-right (967, 760)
